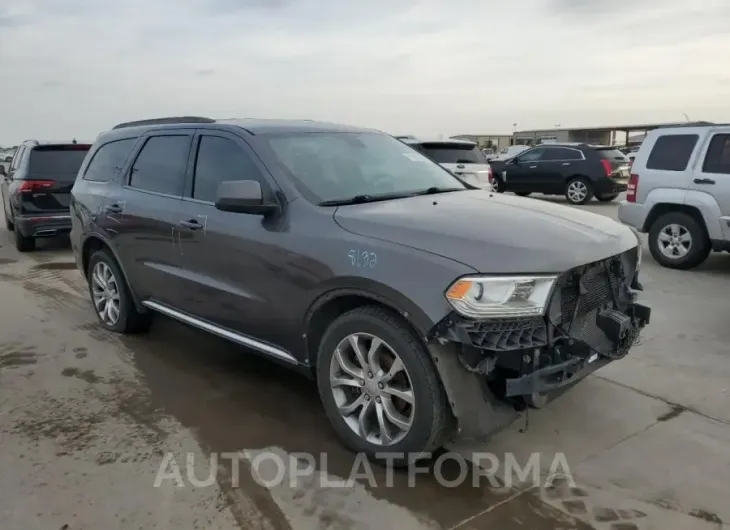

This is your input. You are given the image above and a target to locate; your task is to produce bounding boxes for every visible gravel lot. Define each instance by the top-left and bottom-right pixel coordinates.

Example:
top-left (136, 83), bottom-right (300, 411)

top-left (0, 191), bottom-right (728, 530)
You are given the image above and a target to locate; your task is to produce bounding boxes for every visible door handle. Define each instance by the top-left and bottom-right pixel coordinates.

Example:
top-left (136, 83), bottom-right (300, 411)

top-left (105, 203), bottom-right (124, 214)
top-left (562, 162), bottom-right (571, 166)
top-left (529, 165), bottom-right (537, 169)
top-left (693, 178), bottom-right (715, 185)
top-left (179, 219), bottom-right (203, 230)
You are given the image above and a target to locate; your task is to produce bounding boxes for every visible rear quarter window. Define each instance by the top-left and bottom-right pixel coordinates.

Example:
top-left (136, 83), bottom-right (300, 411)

top-left (84, 138), bottom-right (137, 182)
top-left (645, 134), bottom-right (699, 171)
top-left (701, 133), bottom-right (730, 175)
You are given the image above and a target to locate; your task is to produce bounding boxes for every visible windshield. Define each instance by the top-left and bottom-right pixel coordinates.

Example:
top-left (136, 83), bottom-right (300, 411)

top-left (417, 142), bottom-right (485, 164)
top-left (265, 132), bottom-right (466, 204)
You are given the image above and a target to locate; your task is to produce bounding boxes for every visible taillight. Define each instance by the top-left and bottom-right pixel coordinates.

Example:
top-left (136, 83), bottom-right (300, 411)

top-left (16, 180), bottom-right (55, 192)
top-left (487, 165), bottom-right (493, 181)
top-left (600, 159), bottom-right (612, 176)
top-left (626, 173), bottom-right (639, 202)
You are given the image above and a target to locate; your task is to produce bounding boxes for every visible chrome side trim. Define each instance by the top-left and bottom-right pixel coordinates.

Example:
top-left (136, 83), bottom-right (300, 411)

top-left (142, 300), bottom-right (298, 364)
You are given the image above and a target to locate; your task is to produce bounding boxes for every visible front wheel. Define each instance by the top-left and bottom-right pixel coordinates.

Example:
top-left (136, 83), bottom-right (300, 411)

top-left (316, 306), bottom-right (453, 465)
top-left (565, 177), bottom-right (594, 205)
top-left (648, 212), bottom-right (710, 269)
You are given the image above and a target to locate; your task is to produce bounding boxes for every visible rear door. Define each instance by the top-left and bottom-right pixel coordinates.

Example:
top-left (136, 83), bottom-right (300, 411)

top-left (690, 130), bottom-right (730, 239)
top-left (21, 144), bottom-right (91, 214)
top-left (105, 131), bottom-right (195, 306)
top-left (531, 146), bottom-right (584, 192)
top-left (417, 142), bottom-right (492, 188)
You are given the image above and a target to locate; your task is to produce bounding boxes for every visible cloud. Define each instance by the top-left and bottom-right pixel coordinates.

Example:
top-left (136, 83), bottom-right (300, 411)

top-left (0, 0), bottom-right (729, 143)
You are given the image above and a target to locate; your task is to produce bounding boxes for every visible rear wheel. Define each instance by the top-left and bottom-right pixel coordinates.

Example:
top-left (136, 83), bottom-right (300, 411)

top-left (14, 229), bottom-right (35, 252)
top-left (4, 210), bottom-right (14, 231)
top-left (565, 177), bottom-right (594, 205)
top-left (489, 176), bottom-right (504, 193)
top-left (596, 193), bottom-right (619, 202)
top-left (316, 306), bottom-right (453, 465)
top-left (648, 212), bottom-right (710, 269)
top-left (87, 249), bottom-right (152, 333)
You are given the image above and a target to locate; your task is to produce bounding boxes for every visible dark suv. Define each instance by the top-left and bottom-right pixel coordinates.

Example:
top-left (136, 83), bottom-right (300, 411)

top-left (70, 117), bottom-right (650, 462)
top-left (487, 143), bottom-right (631, 205)
top-left (2, 140), bottom-right (91, 251)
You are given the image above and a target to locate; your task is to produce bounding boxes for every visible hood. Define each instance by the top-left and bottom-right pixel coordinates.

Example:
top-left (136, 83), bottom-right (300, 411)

top-left (333, 190), bottom-right (638, 274)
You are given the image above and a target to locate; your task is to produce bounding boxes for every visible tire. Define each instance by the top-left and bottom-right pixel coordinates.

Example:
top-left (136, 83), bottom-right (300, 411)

top-left (87, 249), bottom-right (152, 333)
top-left (515, 192), bottom-right (532, 197)
top-left (490, 176), bottom-right (504, 193)
top-left (596, 193), bottom-right (619, 202)
top-left (564, 177), bottom-right (594, 205)
top-left (316, 306), bottom-right (453, 466)
top-left (14, 229), bottom-right (35, 252)
top-left (648, 212), bottom-right (710, 270)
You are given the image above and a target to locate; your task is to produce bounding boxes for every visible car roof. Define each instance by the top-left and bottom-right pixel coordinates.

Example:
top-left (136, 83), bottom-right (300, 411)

top-left (404, 138), bottom-right (478, 146)
top-left (103, 116), bottom-right (378, 139)
top-left (22, 140), bottom-right (90, 146)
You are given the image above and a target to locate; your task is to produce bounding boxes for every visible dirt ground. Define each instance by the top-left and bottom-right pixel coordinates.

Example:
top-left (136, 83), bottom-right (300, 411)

top-left (0, 194), bottom-right (728, 530)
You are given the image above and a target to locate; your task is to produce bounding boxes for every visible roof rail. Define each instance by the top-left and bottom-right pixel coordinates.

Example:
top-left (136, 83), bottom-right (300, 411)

top-left (112, 116), bottom-right (215, 130)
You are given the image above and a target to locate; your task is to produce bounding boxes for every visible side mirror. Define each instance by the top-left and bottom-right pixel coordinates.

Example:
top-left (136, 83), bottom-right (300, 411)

top-left (215, 180), bottom-right (278, 216)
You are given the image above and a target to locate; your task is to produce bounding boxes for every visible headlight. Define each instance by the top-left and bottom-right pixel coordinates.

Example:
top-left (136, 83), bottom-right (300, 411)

top-left (445, 275), bottom-right (558, 319)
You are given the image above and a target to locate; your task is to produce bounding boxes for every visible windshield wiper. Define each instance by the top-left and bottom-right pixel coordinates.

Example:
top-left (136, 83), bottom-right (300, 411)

top-left (409, 187), bottom-right (465, 196)
top-left (318, 193), bottom-right (403, 206)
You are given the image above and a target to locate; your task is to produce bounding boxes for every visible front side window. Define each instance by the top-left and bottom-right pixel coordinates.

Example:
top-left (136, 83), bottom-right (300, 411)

top-left (265, 132), bottom-right (466, 204)
top-left (84, 138), bottom-right (137, 182)
top-left (192, 135), bottom-right (267, 202)
top-left (516, 148), bottom-right (546, 162)
top-left (128, 135), bottom-right (190, 196)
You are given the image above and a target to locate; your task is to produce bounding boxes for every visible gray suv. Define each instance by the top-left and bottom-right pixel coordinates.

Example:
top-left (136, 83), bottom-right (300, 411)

top-left (70, 117), bottom-right (650, 462)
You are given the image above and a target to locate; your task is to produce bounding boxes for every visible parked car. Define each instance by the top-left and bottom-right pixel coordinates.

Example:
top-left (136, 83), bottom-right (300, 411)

top-left (1, 139), bottom-right (91, 251)
top-left (401, 138), bottom-right (493, 189)
top-left (487, 143), bottom-right (631, 204)
top-left (486, 145), bottom-right (530, 161)
top-left (71, 117), bottom-right (650, 463)
top-left (618, 124), bottom-right (730, 269)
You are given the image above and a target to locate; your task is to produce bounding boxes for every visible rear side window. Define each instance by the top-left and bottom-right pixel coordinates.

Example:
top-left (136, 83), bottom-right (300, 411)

top-left (418, 143), bottom-right (485, 164)
top-left (646, 134), bottom-right (698, 171)
top-left (84, 138), bottom-right (137, 182)
top-left (129, 135), bottom-right (190, 196)
top-left (192, 135), bottom-right (266, 202)
top-left (701, 134), bottom-right (730, 175)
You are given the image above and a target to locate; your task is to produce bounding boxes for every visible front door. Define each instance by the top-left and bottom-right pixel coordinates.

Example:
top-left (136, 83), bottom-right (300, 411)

top-left (102, 130), bottom-right (195, 307)
top-left (502, 147), bottom-right (547, 192)
top-left (690, 130), bottom-right (730, 240)
top-left (174, 130), bottom-right (292, 352)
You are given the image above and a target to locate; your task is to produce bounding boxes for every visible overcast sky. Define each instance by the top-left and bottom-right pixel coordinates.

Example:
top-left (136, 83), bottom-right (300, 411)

top-left (1, 0), bottom-right (729, 145)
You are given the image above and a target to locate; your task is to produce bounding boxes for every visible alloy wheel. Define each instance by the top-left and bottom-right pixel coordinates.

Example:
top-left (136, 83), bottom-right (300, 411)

top-left (567, 180), bottom-right (588, 203)
top-left (91, 261), bottom-right (121, 326)
top-left (329, 332), bottom-right (415, 446)
top-left (658, 223), bottom-right (692, 259)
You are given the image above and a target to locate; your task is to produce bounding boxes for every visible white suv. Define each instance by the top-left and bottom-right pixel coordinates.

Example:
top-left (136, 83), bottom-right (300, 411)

top-left (618, 125), bottom-right (730, 269)
top-left (403, 138), bottom-right (493, 189)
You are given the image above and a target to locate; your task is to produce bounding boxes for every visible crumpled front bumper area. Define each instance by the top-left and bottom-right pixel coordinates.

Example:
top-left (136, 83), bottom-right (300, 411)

top-left (429, 247), bottom-right (650, 440)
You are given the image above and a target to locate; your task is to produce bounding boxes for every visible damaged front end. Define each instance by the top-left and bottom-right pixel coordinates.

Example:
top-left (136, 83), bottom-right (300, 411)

top-left (429, 245), bottom-right (651, 441)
